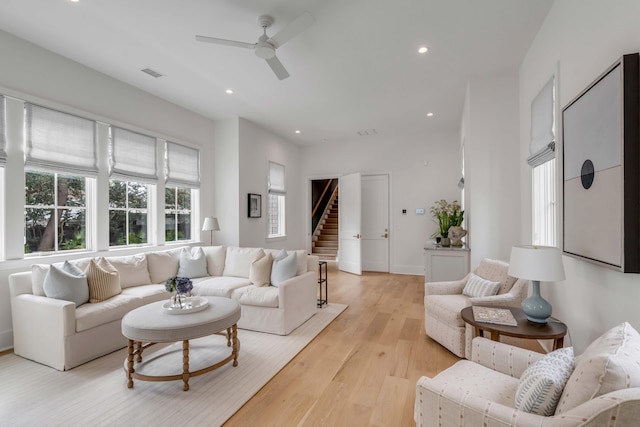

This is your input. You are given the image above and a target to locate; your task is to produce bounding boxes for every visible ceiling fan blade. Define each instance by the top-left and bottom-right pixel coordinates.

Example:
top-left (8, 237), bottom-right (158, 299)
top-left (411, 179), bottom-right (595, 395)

top-left (195, 35), bottom-right (256, 50)
top-left (265, 56), bottom-right (290, 80)
top-left (268, 11), bottom-right (315, 48)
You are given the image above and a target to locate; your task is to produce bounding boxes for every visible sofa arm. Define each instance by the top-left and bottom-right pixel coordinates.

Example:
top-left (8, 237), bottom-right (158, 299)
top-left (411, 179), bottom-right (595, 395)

top-left (10, 293), bottom-right (76, 371)
top-left (470, 337), bottom-right (543, 378)
top-left (470, 278), bottom-right (529, 307)
top-left (277, 271), bottom-right (317, 308)
top-left (425, 273), bottom-right (469, 296)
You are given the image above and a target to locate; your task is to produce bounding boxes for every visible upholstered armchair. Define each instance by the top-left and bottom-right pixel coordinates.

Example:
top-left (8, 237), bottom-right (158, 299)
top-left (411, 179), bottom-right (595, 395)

top-left (415, 328), bottom-right (640, 427)
top-left (424, 258), bottom-right (528, 358)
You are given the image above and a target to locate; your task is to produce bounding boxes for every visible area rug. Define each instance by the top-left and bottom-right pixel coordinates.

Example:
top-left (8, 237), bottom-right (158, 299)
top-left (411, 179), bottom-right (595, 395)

top-left (0, 303), bottom-right (347, 427)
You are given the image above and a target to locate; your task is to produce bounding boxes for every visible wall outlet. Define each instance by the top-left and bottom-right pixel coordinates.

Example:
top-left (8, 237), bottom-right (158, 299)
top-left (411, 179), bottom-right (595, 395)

top-left (416, 208), bottom-right (425, 215)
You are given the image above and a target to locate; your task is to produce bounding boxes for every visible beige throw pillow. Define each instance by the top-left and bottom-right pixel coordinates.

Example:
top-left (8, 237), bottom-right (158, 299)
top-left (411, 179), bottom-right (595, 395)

top-left (249, 251), bottom-right (273, 286)
top-left (86, 258), bottom-right (121, 303)
top-left (107, 254), bottom-right (151, 288)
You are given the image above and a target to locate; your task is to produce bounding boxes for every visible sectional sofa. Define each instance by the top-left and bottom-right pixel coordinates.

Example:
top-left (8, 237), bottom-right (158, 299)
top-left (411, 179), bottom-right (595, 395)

top-left (8, 246), bottom-right (319, 371)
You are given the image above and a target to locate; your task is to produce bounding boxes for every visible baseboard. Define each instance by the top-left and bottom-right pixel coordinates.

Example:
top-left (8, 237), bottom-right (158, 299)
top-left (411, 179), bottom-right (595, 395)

top-left (0, 329), bottom-right (13, 353)
top-left (390, 265), bottom-right (425, 275)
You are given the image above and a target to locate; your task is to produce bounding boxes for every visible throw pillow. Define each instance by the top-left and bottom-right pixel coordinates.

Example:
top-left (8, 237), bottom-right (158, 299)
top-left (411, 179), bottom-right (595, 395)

top-left (85, 258), bottom-right (121, 303)
top-left (177, 247), bottom-right (209, 278)
top-left (515, 347), bottom-right (575, 416)
top-left (271, 249), bottom-right (298, 287)
top-left (556, 322), bottom-right (640, 414)
top-left (249, 250), bottom-right (273, 286)
top-left (462, 273), bottom-right (502, 297)
top-left (107, 254), bottom-right (151, 288)
top-left (43, 261), bottom-right (90, 307)
top-left (31, 264), bottom-right (50, 296)
top-left (202, 246), bottom-right (226, 276)
top-left (145, 247), bottom-right (183, 284)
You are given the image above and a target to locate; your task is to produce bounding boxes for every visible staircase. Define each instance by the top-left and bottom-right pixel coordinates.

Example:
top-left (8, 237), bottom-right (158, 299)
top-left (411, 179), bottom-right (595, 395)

top-left (312, 193), bottom-right (338, 261)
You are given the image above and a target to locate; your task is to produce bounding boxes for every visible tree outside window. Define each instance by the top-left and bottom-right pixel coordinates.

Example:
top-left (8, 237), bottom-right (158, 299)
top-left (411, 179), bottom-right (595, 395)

top-left (25, 171), bottom-right (86, 253)
top-left (109, 180), bottom-right (148, 246)
top-left (165, 186), bottom-right (191, 241)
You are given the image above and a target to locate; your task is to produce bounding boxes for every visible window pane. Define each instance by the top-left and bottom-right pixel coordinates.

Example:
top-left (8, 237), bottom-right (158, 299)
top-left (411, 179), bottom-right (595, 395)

top-left (128, 182), bottom-right (147, 209)
top-left (165, 188), bottom-right (176, 210)
top-left (59, 208), bottom-right (85, 250)
top-left (25, 208), bottom-right (53, 253)
top-left (25, 171), bottom-right (54, 206)
top-left (532, 159), bottom-right (556, 246)
top-left (165, 213), bottom-right (176, 241)
top-left (177, 213), bottom-right (191, 240)
top-left (109, 180), bottom-right (126, 208)
top-left (59, 175), bottom-right (85, 206)
top-left (129, 211), bottom-right (147, 244)
top-left (109, 210), bottom-right (126, 246)
top-left (177, 188), bottom-right (190, 210)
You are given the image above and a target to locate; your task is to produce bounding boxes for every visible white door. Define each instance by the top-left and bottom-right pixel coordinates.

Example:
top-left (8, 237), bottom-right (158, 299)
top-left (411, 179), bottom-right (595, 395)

top-left (339, 172), bottom-right (362, 275)
top-left (362, 174), bottom-right (389, 272)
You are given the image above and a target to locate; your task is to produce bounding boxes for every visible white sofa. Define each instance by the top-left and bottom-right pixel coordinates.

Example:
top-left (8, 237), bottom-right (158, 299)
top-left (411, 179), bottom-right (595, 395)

top-left (8, 246), bottom-right (319, 371)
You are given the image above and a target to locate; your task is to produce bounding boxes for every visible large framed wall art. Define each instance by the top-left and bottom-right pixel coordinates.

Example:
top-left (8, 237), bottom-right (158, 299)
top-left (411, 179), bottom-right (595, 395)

top-left (562, 53), bottom-right (640, 272)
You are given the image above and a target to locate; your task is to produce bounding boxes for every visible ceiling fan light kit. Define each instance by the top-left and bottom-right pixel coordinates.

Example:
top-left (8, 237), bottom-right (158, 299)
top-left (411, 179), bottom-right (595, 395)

top-left (195, 11), bottom-right (315, 80)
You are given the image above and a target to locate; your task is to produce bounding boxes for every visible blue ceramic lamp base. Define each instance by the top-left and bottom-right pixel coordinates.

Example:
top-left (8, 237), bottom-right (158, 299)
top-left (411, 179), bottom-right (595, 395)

top-left (521, 280), bottom-right (552, 324)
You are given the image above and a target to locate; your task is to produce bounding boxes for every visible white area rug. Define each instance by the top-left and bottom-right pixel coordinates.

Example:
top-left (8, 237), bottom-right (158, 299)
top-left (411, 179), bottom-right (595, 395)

top-left (0, 303), bottom-right (347, 427)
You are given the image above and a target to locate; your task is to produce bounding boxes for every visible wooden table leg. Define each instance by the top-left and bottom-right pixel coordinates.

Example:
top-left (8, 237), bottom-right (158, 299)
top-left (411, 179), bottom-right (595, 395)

top-left (127, 339), bottom-right (135, 388)
top-left (491, 331), bottom-right (500, 342)
top-left (226, 327), bottom-right (232, 347)
top-left (182, 340), bottom-right (190, 391)
top-left (136, 341), bottom-right (143, 362)
top-left (232, 324), bottom-right (239, 367)
top-left (554, 337), bottom-right (564, 351)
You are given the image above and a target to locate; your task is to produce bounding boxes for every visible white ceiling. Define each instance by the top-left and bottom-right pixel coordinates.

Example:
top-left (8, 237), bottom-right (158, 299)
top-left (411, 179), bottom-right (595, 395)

top-left (0, 0), bottom-right (553, 145)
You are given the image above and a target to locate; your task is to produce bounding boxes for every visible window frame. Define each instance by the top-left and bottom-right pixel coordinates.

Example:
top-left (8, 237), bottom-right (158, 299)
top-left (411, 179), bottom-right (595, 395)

top-left (108, 179), bottom-right (150, 247)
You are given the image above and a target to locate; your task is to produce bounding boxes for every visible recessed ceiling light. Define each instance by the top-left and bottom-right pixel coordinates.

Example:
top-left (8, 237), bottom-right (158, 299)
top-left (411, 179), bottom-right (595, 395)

top-left (225, 89), bottom-right (233, 94)
top-left (426, 112), bottom-right (434, 117)
top-left (70, 0), bottom-right (79, 2)
top-left (295, 130), bottom-right (301, 134)
top-left (418, 46), bottom-right (428, 54)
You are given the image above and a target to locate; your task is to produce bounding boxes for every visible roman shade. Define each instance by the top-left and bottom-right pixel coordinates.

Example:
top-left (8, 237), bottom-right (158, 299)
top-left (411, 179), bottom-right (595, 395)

top-left (0, 95), bottom-right (6, 166)
top-left (110, 126), bottom-right (157, 183)
top-left (25, 103), bottom-right (97, 176)
top-left (528, 77), bottom-right (555, 167)
top-left (268, 161), bottom-right (285, 195)
top-left (165, 141), bottom-right (200, 188)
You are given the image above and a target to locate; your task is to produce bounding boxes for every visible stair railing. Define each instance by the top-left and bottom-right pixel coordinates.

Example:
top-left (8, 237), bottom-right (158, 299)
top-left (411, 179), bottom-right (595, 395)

top-left (313, 184), bottom-right (339, 237)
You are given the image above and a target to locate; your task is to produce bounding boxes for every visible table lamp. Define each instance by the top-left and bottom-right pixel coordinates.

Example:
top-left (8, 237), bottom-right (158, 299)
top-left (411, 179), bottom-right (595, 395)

top-left (507, 245), bottom-right (565, 323)
top-left (202, 217), bottom-right (220, 245)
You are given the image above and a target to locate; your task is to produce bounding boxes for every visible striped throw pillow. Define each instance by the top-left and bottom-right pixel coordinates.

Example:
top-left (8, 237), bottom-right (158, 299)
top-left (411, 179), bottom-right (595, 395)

top-left (515, 347), bottom-right (575, 415)
top-left (86, 258), bottom-right (121, 303)
top-left (462, 273), bottom-right (501, 297)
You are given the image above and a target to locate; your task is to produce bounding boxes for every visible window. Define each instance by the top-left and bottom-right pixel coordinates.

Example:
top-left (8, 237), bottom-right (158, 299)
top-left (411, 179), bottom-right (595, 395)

top-left (24, 103), bottom-right (96, 254)
top-left (109, 127), bottom-right (156, 246)
top-left (165, 187), bottom-right (191, 241)
top-left (0, 95), bottom-right (6, 167)
top-left (25, 171), bottom-right (87, 253)
top-left (268, 161), bottom-right (286, 238)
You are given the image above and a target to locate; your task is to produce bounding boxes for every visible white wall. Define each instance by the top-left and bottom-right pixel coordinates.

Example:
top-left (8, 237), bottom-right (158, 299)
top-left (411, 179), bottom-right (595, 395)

top-left (300, 131), bottom-right (460, 275)
top-left (213, 118), bottom-right (241, 247)
top-left (463, 68), bottom-right (522, 267)
top-left (0, 29), bottom-right (216, 351)
top-left (519, 0), bottom-right (640, 353)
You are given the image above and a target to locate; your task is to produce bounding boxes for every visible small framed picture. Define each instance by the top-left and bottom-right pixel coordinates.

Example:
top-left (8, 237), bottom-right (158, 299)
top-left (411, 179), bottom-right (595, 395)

top-left (248, 193), bottom-right (261, 218)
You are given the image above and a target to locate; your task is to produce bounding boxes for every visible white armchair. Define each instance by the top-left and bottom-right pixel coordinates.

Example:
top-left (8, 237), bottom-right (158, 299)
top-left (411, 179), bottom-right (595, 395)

top-left (424, 258), bottom-right (528, 358)
top-left (415, 334), bottom-right (640, 426)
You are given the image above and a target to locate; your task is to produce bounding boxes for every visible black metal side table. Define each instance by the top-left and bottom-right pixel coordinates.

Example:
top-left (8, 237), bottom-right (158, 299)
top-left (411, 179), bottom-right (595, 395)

top-left (318, 261), bottom-right (328, 308)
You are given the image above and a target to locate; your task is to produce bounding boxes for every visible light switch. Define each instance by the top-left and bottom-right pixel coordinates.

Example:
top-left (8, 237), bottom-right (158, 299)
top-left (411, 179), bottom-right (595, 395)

top-left (416, 208), bottom-right (425, 215)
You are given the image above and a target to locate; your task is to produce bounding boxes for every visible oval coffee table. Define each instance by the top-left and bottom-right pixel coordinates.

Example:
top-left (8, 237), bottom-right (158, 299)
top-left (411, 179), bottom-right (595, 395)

top-left (121, 296), bottom-right (241, 391)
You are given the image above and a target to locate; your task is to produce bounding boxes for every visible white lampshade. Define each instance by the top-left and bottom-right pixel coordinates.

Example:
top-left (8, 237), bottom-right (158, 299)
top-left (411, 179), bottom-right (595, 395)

top-left (202, 217), bottom-right (220, 232)
top-left (508, 245), bottom-right (565, 282)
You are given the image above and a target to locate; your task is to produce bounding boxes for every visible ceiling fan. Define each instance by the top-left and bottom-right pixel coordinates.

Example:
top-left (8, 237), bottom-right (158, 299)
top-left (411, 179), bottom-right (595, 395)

top-left (195, 11), bottom-right (315, 80)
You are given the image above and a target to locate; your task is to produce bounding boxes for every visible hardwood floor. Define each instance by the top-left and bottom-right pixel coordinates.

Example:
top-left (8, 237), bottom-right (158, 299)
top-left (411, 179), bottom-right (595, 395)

top-left (225, 264), bottom-right (460, 427)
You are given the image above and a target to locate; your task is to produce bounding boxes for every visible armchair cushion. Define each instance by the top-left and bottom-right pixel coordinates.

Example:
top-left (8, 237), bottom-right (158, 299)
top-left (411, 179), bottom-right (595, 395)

top-left (462, 273), bottom-right (501, 297)
top-left (515, 347), bottom-right (575, 416)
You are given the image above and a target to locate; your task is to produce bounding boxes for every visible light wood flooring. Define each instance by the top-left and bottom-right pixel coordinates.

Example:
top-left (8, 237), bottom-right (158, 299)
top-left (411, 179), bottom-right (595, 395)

top-left (225, 264), bottom-right (460, 427)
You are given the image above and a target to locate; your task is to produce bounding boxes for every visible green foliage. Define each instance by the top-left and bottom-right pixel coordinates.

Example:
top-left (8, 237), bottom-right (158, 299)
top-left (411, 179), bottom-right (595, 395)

top-left (430, 199), bottom-right (464, 238)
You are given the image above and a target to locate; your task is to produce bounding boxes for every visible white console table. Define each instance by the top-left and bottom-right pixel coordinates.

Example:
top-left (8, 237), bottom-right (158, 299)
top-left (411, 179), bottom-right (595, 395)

top-left (424, 245), bottom-right (470, 282)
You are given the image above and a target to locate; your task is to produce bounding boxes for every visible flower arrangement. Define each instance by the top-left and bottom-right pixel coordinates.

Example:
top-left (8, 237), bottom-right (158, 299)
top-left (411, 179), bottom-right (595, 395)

top-left (430, 199), bottom-right (464, 238)
top-left (165, 276), bottom-right (193, 309)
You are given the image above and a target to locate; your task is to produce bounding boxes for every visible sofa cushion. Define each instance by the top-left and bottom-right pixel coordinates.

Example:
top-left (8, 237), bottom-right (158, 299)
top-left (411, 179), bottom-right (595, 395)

top-left (515, 347), bottom-right (574, 416)
top-left (271, 249), bottom-right (298, 287)
top-left (202, 246), bottom-right (226, 276)
top-left (121, 284), bottom-right (168, 305)
top-left (31, 257), bottom-right (93, 296)
top-left (43, 261), bottom-right (89, 307)
top-left (223, 247), bottom-right (261, 278)
top-left (424, 294), bottom-right (470, 327)
top-left (145, 247), bottom-right (183, 284)
top-left (249, 250), bottom-right (272, 286)
top-left (107, 254), bottom-right (151, 289)
top-left (75, 294), bottom-right (142, 332)
top-left (462, 273), bottom-right (501, 297)
top-left (475, 259), bottom-right (517, 294)
top-left (86, 258), bottom-right (121, 303)
top-left (177, 247), bottom-right (208, 278)
top-left (191, 276), bottom-right (252, 298)
top-left (556, 322), bottom-right (640, 414)
top-left (265, 249), bottom-right (307, 276)
top-left (232, 285), bottom-right (279, 308)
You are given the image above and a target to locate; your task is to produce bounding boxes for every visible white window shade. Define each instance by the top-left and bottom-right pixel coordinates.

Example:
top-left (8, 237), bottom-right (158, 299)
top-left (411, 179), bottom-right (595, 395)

top-left (0, 95), bottom-right (6, 165)
top-left (165, 141), bottom-right (200, 188)
top-left (268, 161), bottom-right (285, 195)
top-left (528, 77), bottom-right (555, 167)
top-left (25, 103), bottom-right (97, 176)
top-left (110, 127), bottom-right (157, 183)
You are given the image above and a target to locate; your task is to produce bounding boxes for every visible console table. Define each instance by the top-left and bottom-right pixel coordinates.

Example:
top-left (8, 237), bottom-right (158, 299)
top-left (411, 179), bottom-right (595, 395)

top-left (424, 245), bottom-right (470, 282)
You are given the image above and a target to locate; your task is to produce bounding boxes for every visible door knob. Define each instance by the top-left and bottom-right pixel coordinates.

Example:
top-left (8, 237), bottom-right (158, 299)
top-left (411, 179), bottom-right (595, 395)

top-left (353, 234), bottom-right (361, 239)
top-left (381, 233), bottom-right (388, 238)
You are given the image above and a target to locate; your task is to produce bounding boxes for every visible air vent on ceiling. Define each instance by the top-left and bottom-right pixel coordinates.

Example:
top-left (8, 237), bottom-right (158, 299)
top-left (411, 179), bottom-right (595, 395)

top-left (141, 68), bottom-right (164, 78)
top-left (357, 128), bottom-right (378, 136)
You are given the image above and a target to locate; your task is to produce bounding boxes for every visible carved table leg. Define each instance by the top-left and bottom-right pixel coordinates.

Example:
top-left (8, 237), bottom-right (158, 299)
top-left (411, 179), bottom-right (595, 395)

top-left (232, 324), bottom-right (239, 367)
top-left (127, 339), bottom-right (135, 388)
top-left (226, 327), bottom-right (232, 347)
top-left (182, 340), bottom-right (190, 391)
top-left (136, 341), bottom-right (143, 362)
